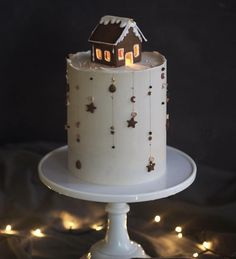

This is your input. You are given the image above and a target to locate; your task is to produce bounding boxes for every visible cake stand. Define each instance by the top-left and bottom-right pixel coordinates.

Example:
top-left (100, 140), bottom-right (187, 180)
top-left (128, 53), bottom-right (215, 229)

top-left (38, 146), bottom-right (196, 259)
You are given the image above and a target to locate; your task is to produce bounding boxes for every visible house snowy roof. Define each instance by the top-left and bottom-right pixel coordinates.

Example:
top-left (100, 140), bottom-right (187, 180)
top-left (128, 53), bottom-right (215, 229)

top-left (88, 15), bottom-right (147, 45)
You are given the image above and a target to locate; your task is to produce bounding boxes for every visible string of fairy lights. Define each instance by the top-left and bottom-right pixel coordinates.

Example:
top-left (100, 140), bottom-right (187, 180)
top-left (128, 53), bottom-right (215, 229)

top-left (154, 215), bottom-right (236, 258)
top-left (0, 214), bottom-right (235, 258)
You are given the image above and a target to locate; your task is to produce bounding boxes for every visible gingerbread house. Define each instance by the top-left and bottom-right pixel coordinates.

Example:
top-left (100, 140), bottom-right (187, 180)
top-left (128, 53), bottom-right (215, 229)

top-left (88, 15), bottom-right (147, 67)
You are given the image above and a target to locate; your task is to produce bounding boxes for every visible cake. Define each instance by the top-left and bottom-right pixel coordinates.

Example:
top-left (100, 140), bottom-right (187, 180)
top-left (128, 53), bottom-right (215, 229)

top-left (66, 15), bottom-right (168, 186)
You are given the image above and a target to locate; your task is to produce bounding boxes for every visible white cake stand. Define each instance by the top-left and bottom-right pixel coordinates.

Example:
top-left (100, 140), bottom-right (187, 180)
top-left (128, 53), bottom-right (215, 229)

top-left (38, 146), bottom-right (196, 259)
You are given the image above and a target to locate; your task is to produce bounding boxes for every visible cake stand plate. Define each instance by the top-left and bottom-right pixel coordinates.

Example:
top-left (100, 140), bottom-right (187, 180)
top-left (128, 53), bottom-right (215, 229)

top-left (38, 146), bottom-right (196, 259)
top-left (39, 146), bottom-right (196, 203)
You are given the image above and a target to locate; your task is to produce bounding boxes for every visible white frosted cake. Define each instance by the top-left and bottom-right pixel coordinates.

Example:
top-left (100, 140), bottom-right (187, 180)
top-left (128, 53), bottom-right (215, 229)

top-left (66, 16), bottom-right (167, 186)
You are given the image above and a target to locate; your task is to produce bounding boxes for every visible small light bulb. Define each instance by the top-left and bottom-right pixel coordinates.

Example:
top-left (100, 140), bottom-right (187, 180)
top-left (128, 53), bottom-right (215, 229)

top-left (31, 228), bottom-right (45, 237)
top-left (175, 226), bottom-right (182, 233)
top-left (91, 224), bottom-right (103, 231)
top-left (154, 215), bottom-right (161, 223)
top-left (35, 229), bottom-right (41, 235)
top-left (2, 224), bottom-right (17, 235)
top-left (177, 232), bottom-right (183, 238)
top-left (5, 225), bottom-right (12, 232)
top-left (66, 221), bottom-right (75, 230)
top-left (202, 241), bottom-right (211, 249)
top-left (193, 252), bottom-right (199, 258)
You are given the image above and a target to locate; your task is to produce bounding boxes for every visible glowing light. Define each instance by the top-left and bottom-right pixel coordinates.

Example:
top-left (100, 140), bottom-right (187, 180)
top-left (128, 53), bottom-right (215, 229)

top-left (1, 225), bottom-right (18, 235)
top-left (60, 212), bottom-right (80, 230)
top-left (90, 223), bottom-right (104, 231)
top-left (64, 221), bottom-right (76, 230)
top-left (133, 44), bottom-right (140, 57)
top-left (193, 252), bottom-right (199, 258)
top-left (31, 228), bottom-right (45, 238)
top-left (177, 232), bottom-right (183, 238)
top-left (202, 241), bottom-right (211, 249)
top-left (96, 49), bottom-right (102, 60)
top-left (6, 225), bottom-right (12, 232)
top-left (104, 50), bottom-right (111, 62)
top-left (118, 48), bottom-right (124, 60)
top-left (154, 215), bottom-right (161, 223)
top-left (125, 52), bottom-right (133, 66)
top-left (175, 226), bottom-right (182, 233)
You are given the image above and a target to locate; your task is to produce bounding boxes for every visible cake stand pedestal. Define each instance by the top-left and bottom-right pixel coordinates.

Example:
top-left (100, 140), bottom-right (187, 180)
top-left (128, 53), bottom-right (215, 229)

top-left (38, 146), bottom-right (196, 259)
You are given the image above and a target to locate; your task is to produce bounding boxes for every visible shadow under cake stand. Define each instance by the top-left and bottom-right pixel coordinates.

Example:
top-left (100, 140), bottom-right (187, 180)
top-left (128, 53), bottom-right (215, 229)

top-left (38, 146), bottom-right (196, 259)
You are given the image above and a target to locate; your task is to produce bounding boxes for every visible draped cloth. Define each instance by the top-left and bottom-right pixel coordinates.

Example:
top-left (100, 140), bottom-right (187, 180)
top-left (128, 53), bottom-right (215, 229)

top-left (0, 142), bottom-right (235, 258)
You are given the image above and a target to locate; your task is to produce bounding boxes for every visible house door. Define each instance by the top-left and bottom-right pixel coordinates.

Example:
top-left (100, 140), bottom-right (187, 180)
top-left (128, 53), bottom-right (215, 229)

top-left (125, 52), bottom-right (133, 66)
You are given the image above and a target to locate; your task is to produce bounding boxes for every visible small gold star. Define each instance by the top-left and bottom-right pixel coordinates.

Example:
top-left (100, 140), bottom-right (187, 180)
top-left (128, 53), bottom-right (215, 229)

top-left (146, 161), bottom-right (155, 172)
top-left (86, 102), bottom-right (97, 113)
top-left (127, 117), bottom-right (137, 128)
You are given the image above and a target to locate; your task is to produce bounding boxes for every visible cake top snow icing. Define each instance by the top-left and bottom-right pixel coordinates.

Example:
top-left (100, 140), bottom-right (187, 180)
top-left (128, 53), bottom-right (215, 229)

top-left (67, 51), bottom-right (165, 73)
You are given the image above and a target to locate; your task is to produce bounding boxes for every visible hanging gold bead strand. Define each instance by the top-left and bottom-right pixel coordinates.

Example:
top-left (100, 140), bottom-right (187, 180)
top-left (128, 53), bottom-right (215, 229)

top-left (146, 70), bottom-right (156, 172)
top-left (75, 80), bottom-right (81, 169)
top-left (76, 121), bottom-right (80, 143)
top-left (65, 75), bottom-right (70, 131)
top-left (75, 79), bottom-right (81, 142)
top-left (109, 75), bottom-right (116, 149)
top-left (127, 72), bottom-right (138, 128)
top-left (161, 68), bottom-right (169, 130)
top-left (66, 74), bottom-right (70, 92)
top-left (161, 82), bottom-right (169, 125)
top-left (86, 76), bottom-right (97, 113)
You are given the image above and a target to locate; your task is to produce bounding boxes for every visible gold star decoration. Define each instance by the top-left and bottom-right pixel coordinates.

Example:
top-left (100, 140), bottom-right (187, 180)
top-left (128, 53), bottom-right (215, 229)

top-left (86, 102), bottom-right (97, 113)
top-left (146, 161), bottom-right (155, 172)
top-left (127, 117), bottom-right (137, 128)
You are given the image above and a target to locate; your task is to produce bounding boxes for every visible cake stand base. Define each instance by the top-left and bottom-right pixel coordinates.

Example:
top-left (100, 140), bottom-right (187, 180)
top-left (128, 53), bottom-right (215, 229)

top-left (81, 203), bottom-right (148, 259)
top-left (38, 146), bottom-right (196, 259)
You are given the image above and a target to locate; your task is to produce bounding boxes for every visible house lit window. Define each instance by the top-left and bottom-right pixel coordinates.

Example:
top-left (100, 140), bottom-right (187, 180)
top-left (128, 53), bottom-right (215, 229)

top-left (118, 48), bottom-right (124, 60)
top-left (133, 44), bottom-right (140, 57)
top-left (96, 49), bottom-right (102, 60)
top-left (104, 50), bottom-right (111, 62)
top-left (125, 52), bottom-right (133, 66)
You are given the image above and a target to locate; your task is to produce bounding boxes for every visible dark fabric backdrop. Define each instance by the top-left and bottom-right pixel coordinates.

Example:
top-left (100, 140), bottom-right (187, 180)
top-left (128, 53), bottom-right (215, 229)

top-left (1, 0), bottom-right (236, 170)
top-left (0, 1), bottom-right (236, 258)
